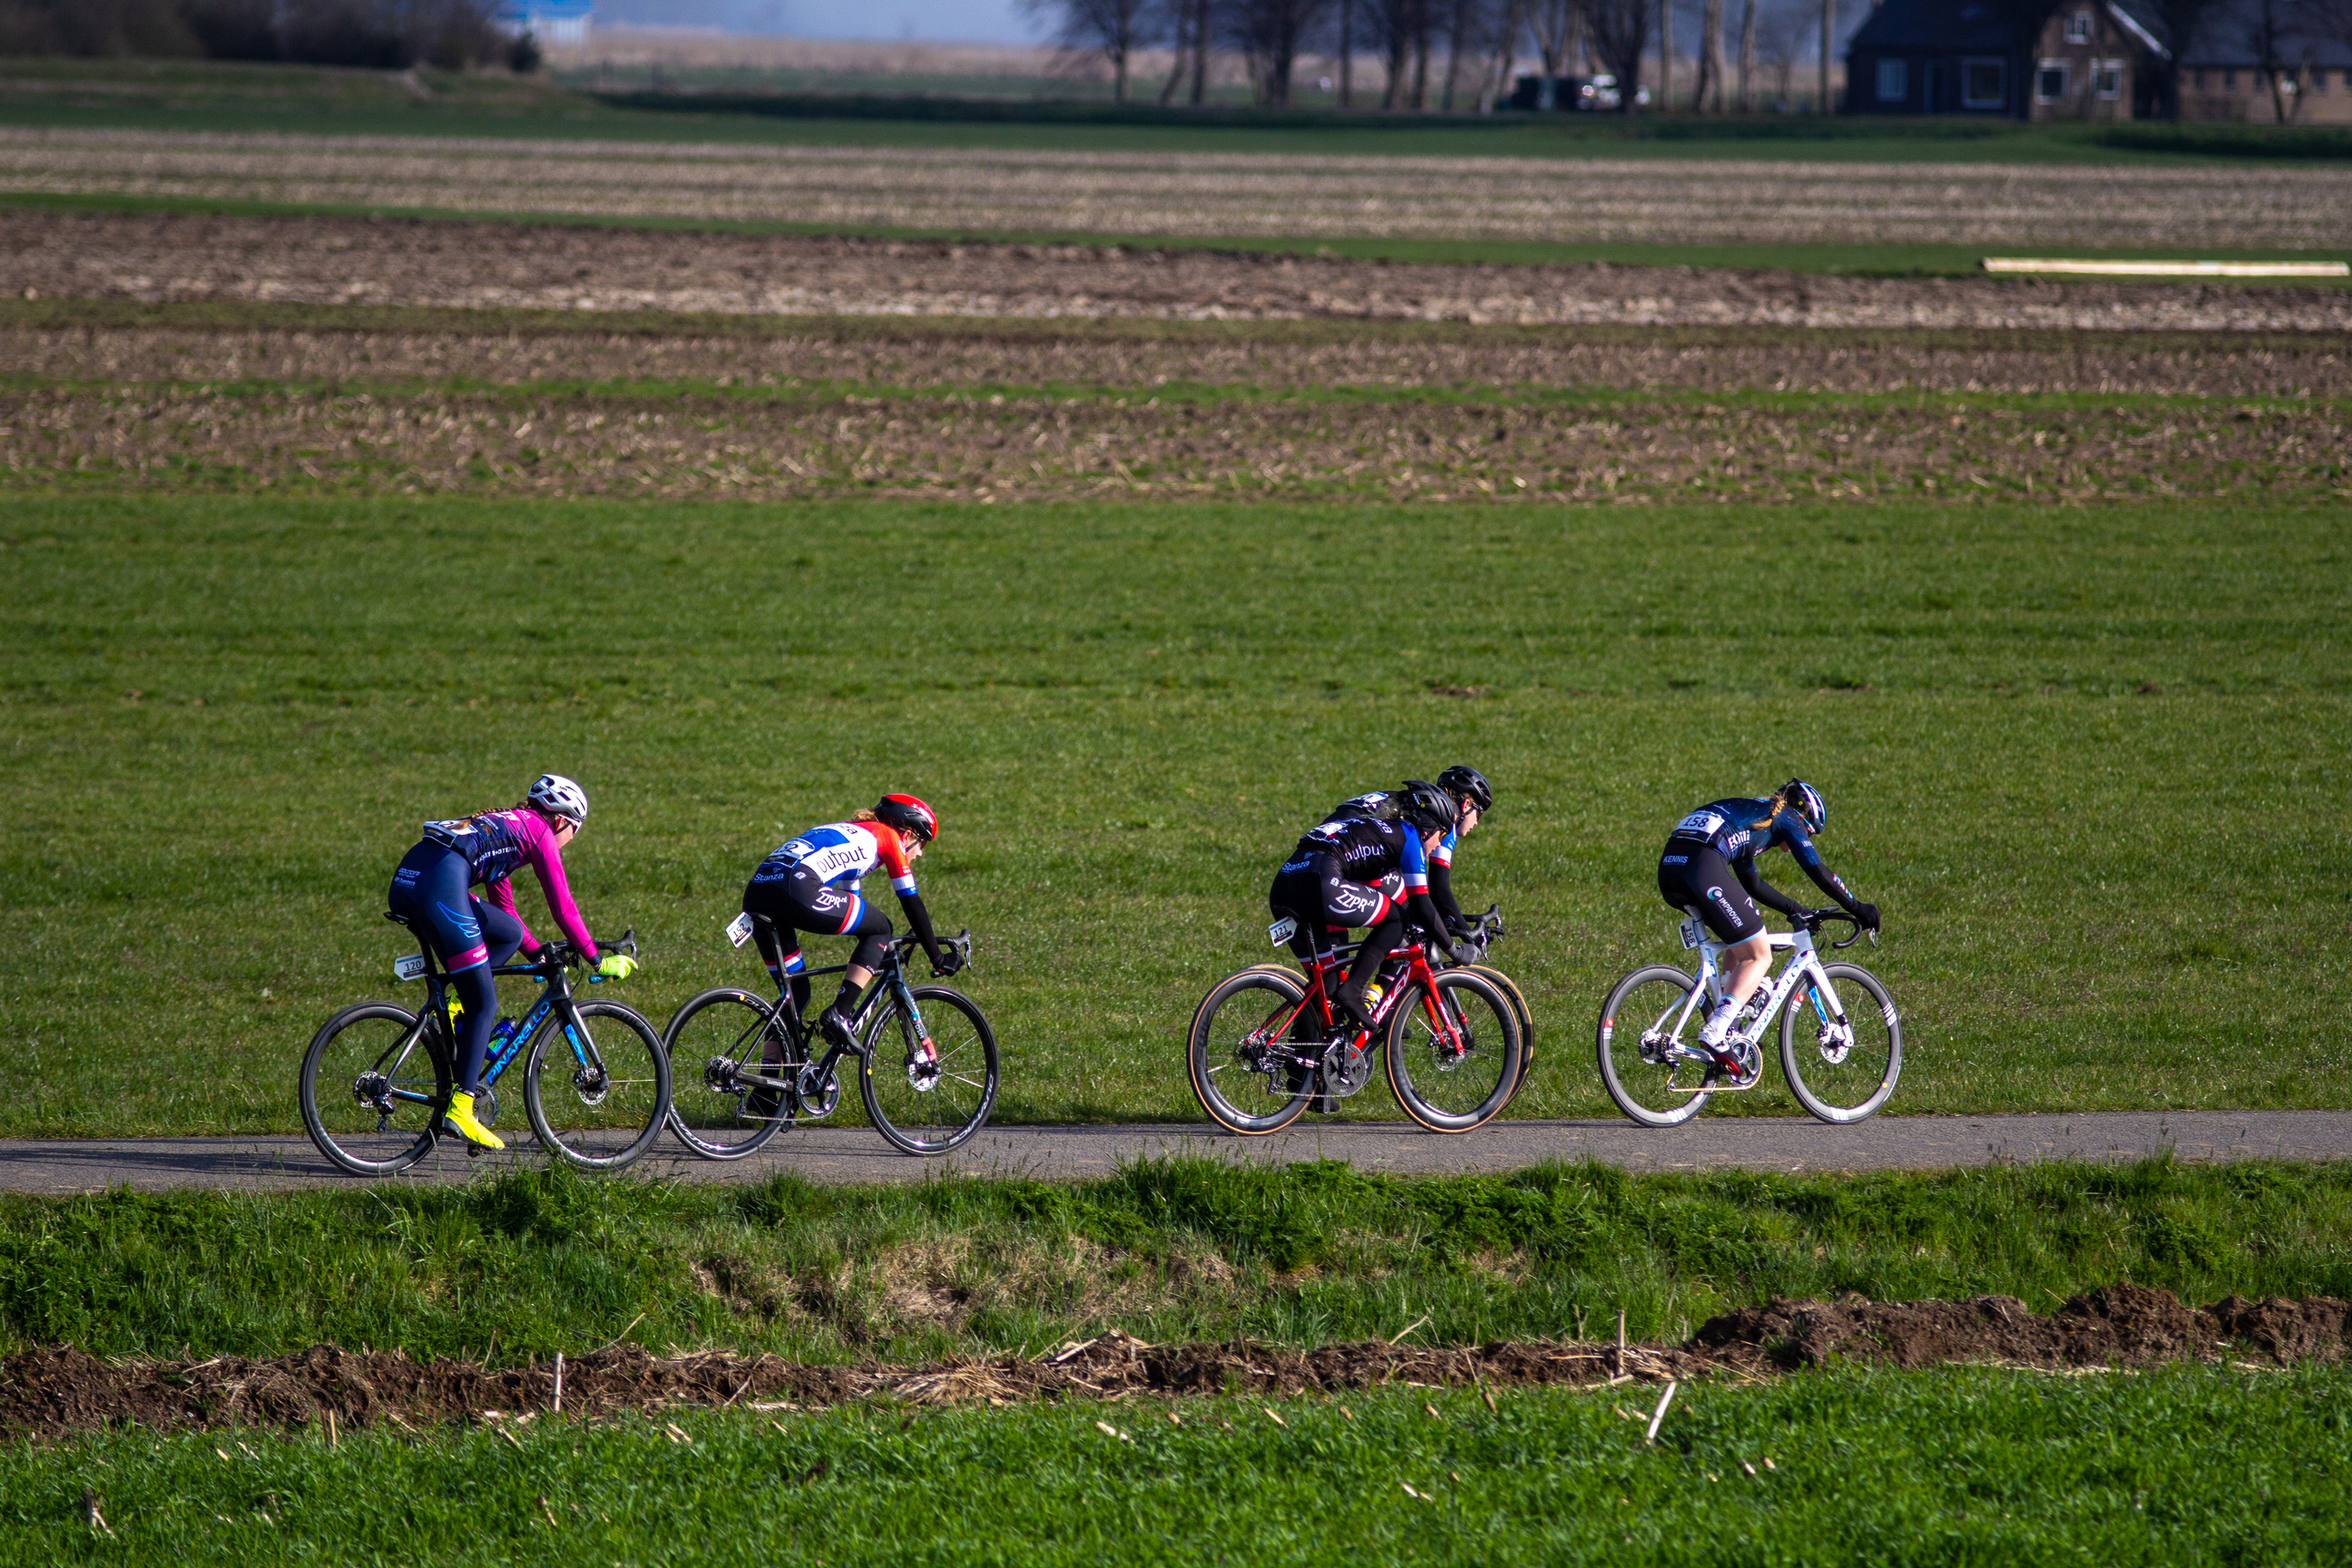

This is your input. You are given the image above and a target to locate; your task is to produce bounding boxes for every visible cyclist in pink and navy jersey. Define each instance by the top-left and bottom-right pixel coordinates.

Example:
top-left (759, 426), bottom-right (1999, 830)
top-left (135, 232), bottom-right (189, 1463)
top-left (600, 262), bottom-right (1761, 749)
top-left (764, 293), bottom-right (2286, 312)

top-left (387, 773), bottom-right (635, 1151)
top-left (742, 794), bottom-right (960, 1051)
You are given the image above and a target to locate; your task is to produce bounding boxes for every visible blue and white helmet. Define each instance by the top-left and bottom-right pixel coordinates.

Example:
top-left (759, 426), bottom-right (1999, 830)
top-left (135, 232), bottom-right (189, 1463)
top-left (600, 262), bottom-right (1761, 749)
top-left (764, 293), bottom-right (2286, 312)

top-left (528, 773), bottom-right (589, 827)
top-left (1780, 779), bottom-right (1826, 835)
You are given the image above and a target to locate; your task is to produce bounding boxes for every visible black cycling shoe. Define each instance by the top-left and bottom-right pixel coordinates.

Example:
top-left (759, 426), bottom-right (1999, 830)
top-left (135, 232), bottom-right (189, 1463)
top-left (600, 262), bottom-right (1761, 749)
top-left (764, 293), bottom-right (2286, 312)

top-left (818, 1006), bottom-right (858, 1050)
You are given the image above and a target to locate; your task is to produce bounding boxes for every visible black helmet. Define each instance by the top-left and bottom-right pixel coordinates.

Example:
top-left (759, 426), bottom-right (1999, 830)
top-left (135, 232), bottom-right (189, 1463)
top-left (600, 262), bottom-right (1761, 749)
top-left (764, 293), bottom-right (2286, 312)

top-left (872, 793), bottom-right (939, 843)
top-left (1436, 764), bottom-right (1491, 814)
top-left (1396, 779), bottom-right (1458, 835)
top-left (1779, 779), bottom-right (1826, 836)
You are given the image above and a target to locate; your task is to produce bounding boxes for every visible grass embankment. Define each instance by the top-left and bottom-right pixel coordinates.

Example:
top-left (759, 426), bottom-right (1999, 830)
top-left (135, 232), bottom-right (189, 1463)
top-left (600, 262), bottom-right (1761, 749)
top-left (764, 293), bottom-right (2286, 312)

top-left (9, 1367), bottom-right (2352, 1565)
top-left (7, 1160), bottom-right (2350, 1361)
top-left (2, 494), bottom-right (2345, 1134)
top-left (9, 1363), bottom-right (2342, 1561)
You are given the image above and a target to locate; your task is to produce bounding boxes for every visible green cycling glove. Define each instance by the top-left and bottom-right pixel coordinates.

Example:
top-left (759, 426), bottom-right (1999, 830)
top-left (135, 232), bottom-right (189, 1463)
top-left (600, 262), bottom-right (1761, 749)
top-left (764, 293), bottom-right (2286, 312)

top-left (595, 953), bottom-right (638, 980)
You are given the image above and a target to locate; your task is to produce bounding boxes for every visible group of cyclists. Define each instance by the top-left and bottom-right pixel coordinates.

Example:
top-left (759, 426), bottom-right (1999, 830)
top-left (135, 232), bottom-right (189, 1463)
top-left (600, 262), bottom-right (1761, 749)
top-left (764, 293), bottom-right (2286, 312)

top-left (388, 762), bottom-right (1879, 1148)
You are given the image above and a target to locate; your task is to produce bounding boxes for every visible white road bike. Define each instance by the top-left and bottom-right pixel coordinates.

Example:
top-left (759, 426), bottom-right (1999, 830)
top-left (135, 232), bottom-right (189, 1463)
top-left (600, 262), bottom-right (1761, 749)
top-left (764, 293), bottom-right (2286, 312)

top-left (1595, 907), bottom-right (1900, 1129)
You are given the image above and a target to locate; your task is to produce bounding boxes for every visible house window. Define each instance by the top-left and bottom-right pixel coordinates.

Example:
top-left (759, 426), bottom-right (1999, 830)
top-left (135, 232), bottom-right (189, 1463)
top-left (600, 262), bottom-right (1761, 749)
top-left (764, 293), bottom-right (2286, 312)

top-left (2065, 10), bottom-right (2092, 43)
top-left (2193, 69), bottom-right (2206, 88)
top-left (2036, 61), bottom-right (2071, 102)
top-left (2223, 69), bottom-right (2236, 87)
top-left (1963, 57), bottom-right (2007, 108)
top-left (1877, 59), bottom-right (1908, 102)
top-left (2315, 71), bottom-right (2329, 92)
top-left (2094, 60), bottom-right (2123, 98)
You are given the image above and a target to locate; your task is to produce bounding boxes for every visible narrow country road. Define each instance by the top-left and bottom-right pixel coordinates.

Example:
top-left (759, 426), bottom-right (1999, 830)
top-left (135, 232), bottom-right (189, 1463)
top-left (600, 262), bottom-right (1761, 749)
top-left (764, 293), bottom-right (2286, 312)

top-left (0, 1111), bottom-right (2344, 1192)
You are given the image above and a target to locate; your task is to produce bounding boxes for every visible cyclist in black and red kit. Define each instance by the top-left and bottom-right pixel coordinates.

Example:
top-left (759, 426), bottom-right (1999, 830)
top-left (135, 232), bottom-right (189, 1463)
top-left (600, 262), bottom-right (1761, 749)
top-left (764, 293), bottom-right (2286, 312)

top-left (1655, 779), bottom-right (1880, 1077)
top-left (1271, 779), bottom-right (1481, 1038)
top-left (1326, 764), bottom-right (1494, 946)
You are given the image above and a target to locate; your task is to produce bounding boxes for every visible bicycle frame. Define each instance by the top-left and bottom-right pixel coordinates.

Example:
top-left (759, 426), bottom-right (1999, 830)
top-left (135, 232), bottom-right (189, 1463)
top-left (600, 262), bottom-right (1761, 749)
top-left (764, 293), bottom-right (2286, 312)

top-left (1264, 936), bottom-right (1460, 1068)
top-left (1658, 918), bottom-right (1853, 1069)
top-left (372, 929), bottom-right (623, 1122)
top-left (720, 931), bottom-right (939, 1111)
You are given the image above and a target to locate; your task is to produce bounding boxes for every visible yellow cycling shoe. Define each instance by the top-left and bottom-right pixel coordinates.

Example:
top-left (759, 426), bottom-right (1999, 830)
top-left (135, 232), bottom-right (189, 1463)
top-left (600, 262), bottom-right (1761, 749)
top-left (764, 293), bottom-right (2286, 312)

top-left (443, 1092), bottom-right (505, 1152)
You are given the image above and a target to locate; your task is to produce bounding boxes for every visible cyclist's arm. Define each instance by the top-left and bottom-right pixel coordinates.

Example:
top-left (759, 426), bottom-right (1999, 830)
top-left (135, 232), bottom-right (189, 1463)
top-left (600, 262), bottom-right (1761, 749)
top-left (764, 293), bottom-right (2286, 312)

top-left (1426, 829), bottom-right (1465, 931)
top-left (1733, 854), bottom-right (1807, 919)
top-left (877, 834), bottom-right (946, 967)
top-left (1787, 829), bottom-right (1865, 916)
top-left (520, 819), bottom-right (599, 960)
top-left (1398, 828), bottom-right (1452, 943)
top-left (483, 877), bottom-right (542, 955)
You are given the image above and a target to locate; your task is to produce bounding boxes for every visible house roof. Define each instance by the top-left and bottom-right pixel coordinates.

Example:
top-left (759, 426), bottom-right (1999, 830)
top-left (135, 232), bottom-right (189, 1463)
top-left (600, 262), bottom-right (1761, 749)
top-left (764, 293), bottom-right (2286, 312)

top-left (2175, 0), bottom-right (2352, 66)
top-left (1847, 0), bottom-right (2050, 54)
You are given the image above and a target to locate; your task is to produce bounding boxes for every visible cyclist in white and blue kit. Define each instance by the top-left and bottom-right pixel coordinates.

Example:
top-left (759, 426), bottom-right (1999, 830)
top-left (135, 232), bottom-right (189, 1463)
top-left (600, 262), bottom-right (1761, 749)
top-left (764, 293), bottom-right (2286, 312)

top-left (1655, 780), bottom-right (1879, 1078)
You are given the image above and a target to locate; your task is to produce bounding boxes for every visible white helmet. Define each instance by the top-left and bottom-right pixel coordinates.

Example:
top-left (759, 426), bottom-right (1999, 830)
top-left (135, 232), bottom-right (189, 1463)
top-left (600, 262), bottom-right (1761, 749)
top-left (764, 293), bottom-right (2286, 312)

top-left (527, 773), bottom-right (589, 827)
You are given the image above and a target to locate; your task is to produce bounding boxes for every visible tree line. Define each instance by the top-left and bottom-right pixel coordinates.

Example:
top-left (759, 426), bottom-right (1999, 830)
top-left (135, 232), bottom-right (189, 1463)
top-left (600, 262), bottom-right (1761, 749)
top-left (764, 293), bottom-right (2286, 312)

top-left (0, 0), bottom-right (536, 71)
top-left (1020, 0), bottom-right (1851, 111)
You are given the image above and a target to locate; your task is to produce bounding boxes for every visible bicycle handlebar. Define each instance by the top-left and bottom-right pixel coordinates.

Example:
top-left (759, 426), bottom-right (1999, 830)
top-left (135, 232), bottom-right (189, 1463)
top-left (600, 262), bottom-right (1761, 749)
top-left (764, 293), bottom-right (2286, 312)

top-left (1803, 909), bottom-right (1877, 951)
top-left (891, 927), bottom-right (974, 970)
top-left (538, 928), bottom-right (638, 974)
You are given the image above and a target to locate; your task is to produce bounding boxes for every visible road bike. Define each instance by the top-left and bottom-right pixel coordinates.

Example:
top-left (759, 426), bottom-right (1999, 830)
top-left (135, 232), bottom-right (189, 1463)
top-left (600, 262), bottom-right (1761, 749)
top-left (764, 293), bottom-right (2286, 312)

top-left (299, 917), bottom-right (671, 1176)
top-left (1595, 908), bottom-right (1900, 1129)
top-left (1187, 906), bottom-right (1522, 1136)
top-left (662, 925), bottom-right (996, 1158)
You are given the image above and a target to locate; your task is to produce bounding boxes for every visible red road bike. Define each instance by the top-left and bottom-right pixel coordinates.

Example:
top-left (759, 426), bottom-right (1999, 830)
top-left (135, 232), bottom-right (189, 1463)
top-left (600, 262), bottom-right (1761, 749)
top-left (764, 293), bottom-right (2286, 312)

top-left (1186, 910), bottom-right (1522, 1135)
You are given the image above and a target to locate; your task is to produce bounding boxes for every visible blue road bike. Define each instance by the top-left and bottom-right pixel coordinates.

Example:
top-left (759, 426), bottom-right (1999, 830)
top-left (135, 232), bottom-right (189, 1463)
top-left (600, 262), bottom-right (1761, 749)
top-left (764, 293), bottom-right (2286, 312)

top-left (299, 916), bottom-right (670, 1176)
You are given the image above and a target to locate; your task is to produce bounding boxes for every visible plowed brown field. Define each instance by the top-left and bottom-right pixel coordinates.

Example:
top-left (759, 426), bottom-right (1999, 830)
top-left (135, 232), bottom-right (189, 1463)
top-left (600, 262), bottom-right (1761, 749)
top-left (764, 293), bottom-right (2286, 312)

top-left (10, 211), bottom-right (2352, 331)
top-left (6, 126), bottom-right (2352, 249)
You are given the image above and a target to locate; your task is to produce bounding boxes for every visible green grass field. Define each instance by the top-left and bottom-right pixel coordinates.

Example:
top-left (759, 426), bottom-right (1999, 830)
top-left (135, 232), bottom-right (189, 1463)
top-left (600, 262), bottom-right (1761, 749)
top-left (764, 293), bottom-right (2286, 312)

top-left (2, 487), bottom-right (2345, 1135)
top-left (7, 1366), bottom-right (2349, 1565)
top-left (6, 1160), bottom-right (2348, 1362)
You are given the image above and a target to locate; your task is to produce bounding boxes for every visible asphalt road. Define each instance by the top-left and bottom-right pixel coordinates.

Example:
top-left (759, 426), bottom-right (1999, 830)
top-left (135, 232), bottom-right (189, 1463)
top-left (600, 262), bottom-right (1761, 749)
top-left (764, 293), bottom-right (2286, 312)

top-left (0, 1111), bottom-right (2345, 1192)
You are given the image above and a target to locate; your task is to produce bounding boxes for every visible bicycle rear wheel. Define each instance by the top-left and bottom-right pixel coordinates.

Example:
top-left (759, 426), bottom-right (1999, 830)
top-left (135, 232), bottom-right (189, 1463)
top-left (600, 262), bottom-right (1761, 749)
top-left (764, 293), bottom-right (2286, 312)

top-left (1779, 962), bottom-right (1902, 1124)
top-left (523, 999), bottom-right (671, 1171)
top-left (1385, 970), bottom-right (1522, 1132)
top-left (1462, 964), bottom-right (1537, 1107)
top-left (299, 1003), bottom-right (449, 1177)
top-left (1187, 968), bottom-right (1316, 1135)
top-left (858, 985), bottom-right (999, 1155)
top-left (664, 987), bottom-right (795, 1161)
top-left (1596, 965), bottom-right (1712, 1128)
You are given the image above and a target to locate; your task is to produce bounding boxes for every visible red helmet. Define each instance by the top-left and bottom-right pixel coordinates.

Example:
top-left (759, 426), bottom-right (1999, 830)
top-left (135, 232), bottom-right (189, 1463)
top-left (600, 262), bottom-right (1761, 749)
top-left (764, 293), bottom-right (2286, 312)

top-left (873, 793), bottom-right (938, 843)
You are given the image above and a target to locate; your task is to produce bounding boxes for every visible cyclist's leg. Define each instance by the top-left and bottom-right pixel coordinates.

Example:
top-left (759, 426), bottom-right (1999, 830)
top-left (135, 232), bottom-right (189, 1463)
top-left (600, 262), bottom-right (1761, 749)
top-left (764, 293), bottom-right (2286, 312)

top-left (742, 882), bottom-right (812, 1020)
top-left (1659, 844), bottom-right (1769, 1047)
top-left (1269, 866), bottom-right (1335, 1039)
top-left (1317, 858), bottom-right (1396, 1029)
top-left (774, 868), bottom-right (893, 1030)
top-left (388, 843), bottom-right (505, 1146)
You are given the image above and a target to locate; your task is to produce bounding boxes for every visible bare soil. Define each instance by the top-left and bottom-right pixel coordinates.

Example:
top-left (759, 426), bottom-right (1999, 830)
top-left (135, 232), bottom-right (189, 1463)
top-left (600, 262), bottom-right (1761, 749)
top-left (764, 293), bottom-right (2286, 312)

top-left (3, 1287), bottom-right (2342, 1439)
top-left (11, 211), bottom-right (2352, 333)
top-left (6, 128), bottom-right (2350, 250)
top-left (8, 381), bottom-right (2340, 504)
top-left (11, 321), bottom-right (2352, 398)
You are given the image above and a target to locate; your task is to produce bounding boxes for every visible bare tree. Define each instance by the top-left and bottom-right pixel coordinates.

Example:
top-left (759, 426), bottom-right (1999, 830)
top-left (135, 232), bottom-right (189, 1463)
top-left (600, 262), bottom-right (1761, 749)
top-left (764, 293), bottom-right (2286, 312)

top-left (1816, 0), bottom-right (1833, 110)
top-left (1487, 0), bottom-right (1527, 101)
top-left (1659, 0), bottom-right (1673, 108)
top-left (1694, 0), bottom-right (1724, 107)
top-left (1525, 0), bottom-right (1580, 72)
top-left (1024, 0), bottom-right (1160, 101)
top-left (2244, 0), bottom-right (2313, 120)
top-left (1360, 0), bottom-right (1426, 103)
top-left (1577, 0), bottom-right (1651, 110)
top-left (1736, 0), bottom-right (1756, 108)
top-left (1225, 0), bottom-right (1332, 103)
top-left (1753, 0), bottom-right (1806, 105)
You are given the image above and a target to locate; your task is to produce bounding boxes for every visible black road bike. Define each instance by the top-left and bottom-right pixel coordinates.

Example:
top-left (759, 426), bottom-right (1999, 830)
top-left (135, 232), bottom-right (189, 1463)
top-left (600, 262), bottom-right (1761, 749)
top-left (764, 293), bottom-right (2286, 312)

top-left (663, 925), bottom-right (997, 1159)
top-left (299, 916), bottom-right (670, 1176)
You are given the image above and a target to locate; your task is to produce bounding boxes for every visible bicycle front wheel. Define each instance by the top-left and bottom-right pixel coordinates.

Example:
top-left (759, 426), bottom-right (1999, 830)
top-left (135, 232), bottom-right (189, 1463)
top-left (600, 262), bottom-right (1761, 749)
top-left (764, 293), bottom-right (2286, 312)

top-left (1597, 965), bottom-right (1712, 1129)
top-left (1386, 969), bottom-right (1522, 1132)
top-left (523, 999), bottom-right (672, 1171)
top-left (1462, 963), bottom-right (1537, 1107)
top-left (1187, 968), bottom-right (1315, 1135)
top-left (664, 988), bottom-right (794, 1161)
top-left (299, 1003), bottom-right (448, 1177)
top-left (858, 985), bottom-right (999, 1155)
top-left (1779, 962), bottom-right (1902, 1124)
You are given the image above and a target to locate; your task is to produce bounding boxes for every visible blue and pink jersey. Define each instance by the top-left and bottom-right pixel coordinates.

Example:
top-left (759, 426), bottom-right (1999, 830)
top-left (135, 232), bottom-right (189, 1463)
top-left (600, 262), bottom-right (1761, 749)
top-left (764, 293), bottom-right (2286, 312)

top-left (419, 808), bottom-right (597, 963)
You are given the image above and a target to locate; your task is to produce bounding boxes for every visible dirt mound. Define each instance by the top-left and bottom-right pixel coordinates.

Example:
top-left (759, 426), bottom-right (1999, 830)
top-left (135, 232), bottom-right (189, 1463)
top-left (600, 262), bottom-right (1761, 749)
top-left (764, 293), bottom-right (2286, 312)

top-left (1692, 1282), bottom-right (2233, 1369)
top-left (5, 1289), bottom-right (2343, 1439)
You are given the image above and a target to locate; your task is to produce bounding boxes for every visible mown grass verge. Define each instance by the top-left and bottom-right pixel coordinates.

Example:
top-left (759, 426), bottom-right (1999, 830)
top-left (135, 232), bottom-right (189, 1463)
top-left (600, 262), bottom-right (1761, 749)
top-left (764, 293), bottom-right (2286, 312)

top-left (5, 1160), bottom-right (2347, 1363)
top-left (6, 1366), bottom-right (2351, 1565)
